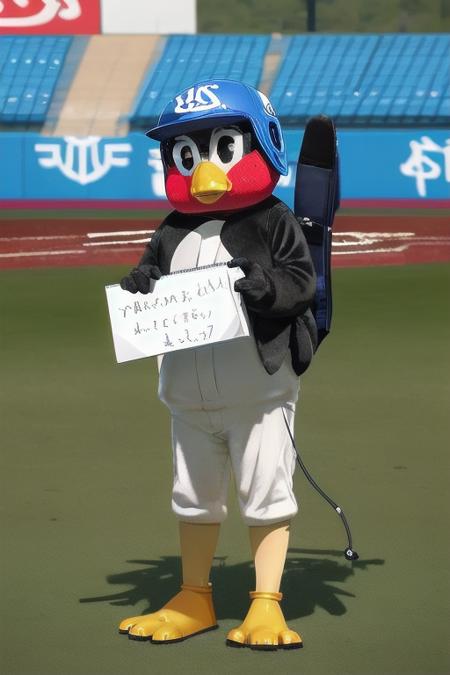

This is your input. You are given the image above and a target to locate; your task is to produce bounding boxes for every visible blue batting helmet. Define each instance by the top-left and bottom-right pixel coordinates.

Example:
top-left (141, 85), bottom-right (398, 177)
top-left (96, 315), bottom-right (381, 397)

top-left (146, 79), bottom-right (288, 176)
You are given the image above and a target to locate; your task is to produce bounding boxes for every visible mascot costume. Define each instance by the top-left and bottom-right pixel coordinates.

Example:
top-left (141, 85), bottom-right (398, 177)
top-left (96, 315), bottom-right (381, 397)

top-left (117, 79), bottom-right (355, 651)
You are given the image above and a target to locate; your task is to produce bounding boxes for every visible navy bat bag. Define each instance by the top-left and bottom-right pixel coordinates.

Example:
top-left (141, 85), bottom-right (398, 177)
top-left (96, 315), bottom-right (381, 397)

top-left (294, 115), bottom-right (340, 346)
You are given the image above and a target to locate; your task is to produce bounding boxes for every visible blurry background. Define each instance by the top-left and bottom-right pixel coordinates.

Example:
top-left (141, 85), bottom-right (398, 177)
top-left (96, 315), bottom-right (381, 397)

top-left (1, 2), bottom-right (449, 675)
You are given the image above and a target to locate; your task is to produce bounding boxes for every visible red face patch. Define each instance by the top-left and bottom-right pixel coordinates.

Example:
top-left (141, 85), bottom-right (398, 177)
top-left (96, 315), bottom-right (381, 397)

top-left (164, 150), bottom-right (279, 214)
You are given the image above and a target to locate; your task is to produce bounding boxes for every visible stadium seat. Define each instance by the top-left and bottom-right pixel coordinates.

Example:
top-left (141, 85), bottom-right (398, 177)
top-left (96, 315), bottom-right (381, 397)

top-left (270, 33), bottom-right (450, 126)
top-left (130, 34), bottom-right (269, 128)
top-left (0, 36), bottom-right (72, 125)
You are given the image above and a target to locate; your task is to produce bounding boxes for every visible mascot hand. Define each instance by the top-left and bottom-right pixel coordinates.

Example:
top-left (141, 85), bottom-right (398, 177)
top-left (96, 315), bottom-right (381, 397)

top-left (228, 258), bottom-right (272, 305)
top-left (120, 264), bottom-right (162, 294)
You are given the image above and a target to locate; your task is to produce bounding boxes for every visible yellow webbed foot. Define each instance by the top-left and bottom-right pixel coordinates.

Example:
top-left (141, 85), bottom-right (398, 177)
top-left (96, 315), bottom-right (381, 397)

top-left (119, 583), bottom-right (218, 644)
top-left (226, 591), bottom-right (303, 651)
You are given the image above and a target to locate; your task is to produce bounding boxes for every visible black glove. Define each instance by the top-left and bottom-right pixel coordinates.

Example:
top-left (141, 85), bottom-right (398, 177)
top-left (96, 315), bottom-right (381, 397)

top-left (120, 264), bottom-right (162, 294)
top-left (227, 257), bottom-right (273, 307)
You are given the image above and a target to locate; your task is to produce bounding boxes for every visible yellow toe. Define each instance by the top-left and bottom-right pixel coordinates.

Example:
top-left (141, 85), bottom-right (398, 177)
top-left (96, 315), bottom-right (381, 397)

top-left (249, 627), bottom-right (278, 648)
top-left (128, 616), bottom-right (164, 639)
top-left (119, 615), bottom-right (140, 633)
top-left (226, 627), bottom-right (246, 645)
top-left (151, 621), bottom-right (183, 643)
top-left (279, 629), bottom-right (303, 648)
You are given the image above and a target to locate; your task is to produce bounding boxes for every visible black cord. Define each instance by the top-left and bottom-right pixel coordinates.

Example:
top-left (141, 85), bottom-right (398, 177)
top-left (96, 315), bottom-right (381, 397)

top-left (282, 408), bottom-right (359, 561)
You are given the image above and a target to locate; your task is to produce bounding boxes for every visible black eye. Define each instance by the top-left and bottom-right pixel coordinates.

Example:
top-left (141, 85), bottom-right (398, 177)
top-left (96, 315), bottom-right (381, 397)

top-left (180, 146), bottom-right (194, 170)
top-left (217, 136), bottom-right (235, 164)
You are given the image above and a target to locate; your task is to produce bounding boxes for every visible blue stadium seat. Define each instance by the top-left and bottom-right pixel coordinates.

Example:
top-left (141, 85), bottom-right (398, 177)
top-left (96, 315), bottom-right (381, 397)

top-left (130, 34), bottom-right (269, 127)
top-left (0, 36), bottom-right (72, 125)
top-left (270, 34), bottom-right (450, 126)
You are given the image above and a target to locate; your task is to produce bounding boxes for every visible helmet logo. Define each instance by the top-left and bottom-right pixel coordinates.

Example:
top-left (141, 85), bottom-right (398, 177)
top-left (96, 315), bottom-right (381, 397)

top-left (174, 84), bottom-right (222, 114)
top-left (258, 91), bottom-right (276, 117)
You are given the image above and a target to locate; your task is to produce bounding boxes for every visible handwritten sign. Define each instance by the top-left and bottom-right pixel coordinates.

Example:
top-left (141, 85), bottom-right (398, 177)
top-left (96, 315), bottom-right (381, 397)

top-left (105, 264), bottom-right (250, 363)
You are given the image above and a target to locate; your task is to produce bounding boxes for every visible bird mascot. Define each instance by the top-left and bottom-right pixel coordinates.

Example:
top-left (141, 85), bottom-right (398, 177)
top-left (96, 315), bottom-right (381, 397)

top-left (118, 80), bottom-right (319, 650)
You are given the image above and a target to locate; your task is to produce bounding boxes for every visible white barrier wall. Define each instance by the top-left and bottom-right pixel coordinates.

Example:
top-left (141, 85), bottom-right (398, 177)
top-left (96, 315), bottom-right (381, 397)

top-left (100, 0), bottom-right (196, 34)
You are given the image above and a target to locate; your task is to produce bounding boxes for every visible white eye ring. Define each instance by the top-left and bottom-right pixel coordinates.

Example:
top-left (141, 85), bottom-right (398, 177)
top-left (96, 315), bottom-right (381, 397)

top-left (172, 135), bottom-right (201, 176)
top-left (209, 127), bottom-right (244, 173)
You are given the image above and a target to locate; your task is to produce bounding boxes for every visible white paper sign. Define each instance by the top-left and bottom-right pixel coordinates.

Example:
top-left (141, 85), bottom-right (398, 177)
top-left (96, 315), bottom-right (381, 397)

top-left (105, 263), bottom-right (250, 363)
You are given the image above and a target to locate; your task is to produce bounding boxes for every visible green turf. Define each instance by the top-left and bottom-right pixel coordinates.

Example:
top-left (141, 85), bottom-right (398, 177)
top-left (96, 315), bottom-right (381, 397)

top-left (1, 263), bottom-right (449, 675)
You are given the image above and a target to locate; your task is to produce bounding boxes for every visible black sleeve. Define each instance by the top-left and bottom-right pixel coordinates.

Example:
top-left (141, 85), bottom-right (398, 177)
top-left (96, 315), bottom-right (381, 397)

top-left (136, 221), bottom-right (164, 268)
top-left (247, 203), bottom-right (316, 318)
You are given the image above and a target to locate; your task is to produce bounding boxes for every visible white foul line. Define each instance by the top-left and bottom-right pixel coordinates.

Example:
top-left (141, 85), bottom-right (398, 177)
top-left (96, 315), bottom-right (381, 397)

top-left (83, 238), bottom-right (152, 247)
top-left (0, 249), bottom-right (86, 258)
top-left (333, 245), bottom-right (409, 255)
top-left (86, 230), bottom-right (155, 239)
top-left (0, 234), bottom-right (81, 242)
top-left (334, 231), bottom-right (415, 239)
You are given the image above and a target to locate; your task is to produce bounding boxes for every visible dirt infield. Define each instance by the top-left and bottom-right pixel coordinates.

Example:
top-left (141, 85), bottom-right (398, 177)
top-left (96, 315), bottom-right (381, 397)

top-left (1, 213), bottom-right (449, 270)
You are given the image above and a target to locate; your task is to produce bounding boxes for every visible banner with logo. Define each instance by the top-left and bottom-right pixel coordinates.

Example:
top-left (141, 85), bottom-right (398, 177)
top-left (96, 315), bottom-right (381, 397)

top-left (0, 0), bottom-right (195, 34)
top-left (24, 135), bottom-right (149, 198)
top-left (0, 130), bottom-right (449, 203)
top-left (0, 0), bottom-right (101, 34)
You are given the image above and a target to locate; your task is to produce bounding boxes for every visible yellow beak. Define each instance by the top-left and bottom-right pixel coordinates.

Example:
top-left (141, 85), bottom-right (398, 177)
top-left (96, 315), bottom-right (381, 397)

top-left (190, 162), bottom-right (232, 204)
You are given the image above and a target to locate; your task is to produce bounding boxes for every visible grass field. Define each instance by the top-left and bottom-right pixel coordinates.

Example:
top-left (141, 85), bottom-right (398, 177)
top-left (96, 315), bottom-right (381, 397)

top-left (1, 260), bottom-right (449, 675)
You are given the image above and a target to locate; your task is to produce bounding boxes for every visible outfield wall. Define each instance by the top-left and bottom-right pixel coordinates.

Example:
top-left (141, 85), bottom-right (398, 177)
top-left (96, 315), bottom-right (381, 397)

top-left (0, 129), bottom-right (449, 207)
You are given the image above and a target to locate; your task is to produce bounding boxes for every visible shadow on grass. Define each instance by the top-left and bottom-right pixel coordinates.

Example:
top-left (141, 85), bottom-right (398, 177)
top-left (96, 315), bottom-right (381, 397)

top-left (80, 548), bottom-right (384, 620)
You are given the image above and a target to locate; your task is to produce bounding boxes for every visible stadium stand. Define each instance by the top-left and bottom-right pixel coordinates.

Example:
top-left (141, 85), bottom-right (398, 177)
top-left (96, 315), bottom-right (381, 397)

top-left (1, 33), bottom-right (447, 132)
top-left (0, 36), bottom-right (71, 126)
top-left (129, 34), bottom-right (269, 128)
top-left (269, 33), bottom-right (450, 126)
top-left (53, 35), bottom-right (159, 136)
